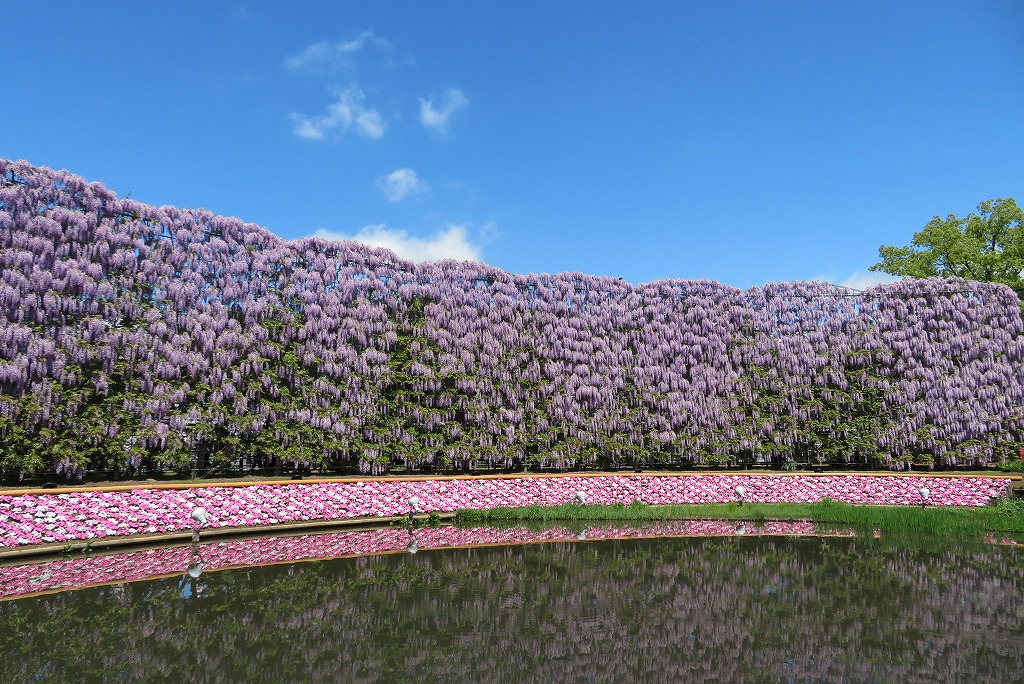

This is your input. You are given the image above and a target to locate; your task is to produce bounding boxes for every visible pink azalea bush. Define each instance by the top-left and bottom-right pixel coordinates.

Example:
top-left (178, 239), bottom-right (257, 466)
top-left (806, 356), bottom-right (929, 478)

top-left (0, 474), bottom-right (1012, 549)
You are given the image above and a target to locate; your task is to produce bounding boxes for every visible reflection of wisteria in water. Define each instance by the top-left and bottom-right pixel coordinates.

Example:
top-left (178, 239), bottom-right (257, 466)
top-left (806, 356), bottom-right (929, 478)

top-left (0, 520), bottom-right (853, 599)
top-left (0, 534), bottom-right (1022, 683)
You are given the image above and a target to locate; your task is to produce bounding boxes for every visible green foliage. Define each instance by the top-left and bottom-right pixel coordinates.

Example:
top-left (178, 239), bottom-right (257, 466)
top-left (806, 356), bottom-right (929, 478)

top-left (455, 500), bottom-right (1024, 536)
top-left (871, 198), bottom-right (1024, 305)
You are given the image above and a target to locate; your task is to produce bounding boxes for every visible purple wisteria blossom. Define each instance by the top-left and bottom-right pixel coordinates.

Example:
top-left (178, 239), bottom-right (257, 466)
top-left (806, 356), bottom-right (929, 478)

top-left (1, 159), bottom-right (1022, 477)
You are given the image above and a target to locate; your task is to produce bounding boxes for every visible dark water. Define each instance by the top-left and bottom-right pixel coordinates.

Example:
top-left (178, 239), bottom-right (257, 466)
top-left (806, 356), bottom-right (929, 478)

top-left (1, 532), bottom-right (1023, 683)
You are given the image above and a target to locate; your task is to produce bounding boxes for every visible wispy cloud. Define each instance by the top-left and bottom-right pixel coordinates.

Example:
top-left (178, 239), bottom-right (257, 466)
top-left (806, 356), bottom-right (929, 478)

top-left (313, 224), bottom-right (483, 262)
top-left (376, 168), bottom-right (427, 202)
top-left (290, 86), bottom-right (385, 140)
top-left (419, 88), bottom-right (469, 134)
top-left (814, 270), bottom-right (904, 291)
top-left (285, 31), bottom-right (390, 71)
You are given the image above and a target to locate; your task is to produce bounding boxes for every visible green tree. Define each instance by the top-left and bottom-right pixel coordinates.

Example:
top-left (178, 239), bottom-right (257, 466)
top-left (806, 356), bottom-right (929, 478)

top-left (870, 198), bottom-right (1024, 303)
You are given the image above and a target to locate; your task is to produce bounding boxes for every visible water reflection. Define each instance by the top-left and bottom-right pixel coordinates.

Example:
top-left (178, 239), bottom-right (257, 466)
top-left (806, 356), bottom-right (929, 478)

top-left (0, 527), bottom-right (1020, 683)
top-left (1, 520), bottom-right (863, 599)
top-left (178, 541), bottom-right (206, 601)
top-left (407, 529), bottom-right (419, 555)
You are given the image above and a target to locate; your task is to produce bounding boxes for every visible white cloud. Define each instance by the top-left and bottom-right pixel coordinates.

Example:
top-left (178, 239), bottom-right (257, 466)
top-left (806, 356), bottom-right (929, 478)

top-left (376, 168), bottom-right (427, 202)
top-left (290, 86), bottom-right (385, 140)
top-left (419, 88), bottom-right (469, 134)
top-left (313, 224), bottom-right (483, 262)
top-left (814, 270), bottom-right (904, 291)
top-left (837, 270), bottom-right (904, 291)
top-left (285, 31), bottom-right (389, 71)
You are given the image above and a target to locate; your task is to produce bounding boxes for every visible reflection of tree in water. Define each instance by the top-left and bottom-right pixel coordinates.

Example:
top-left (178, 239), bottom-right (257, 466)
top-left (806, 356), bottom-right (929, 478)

top-left (1, 536), bottom-right (1022, 683)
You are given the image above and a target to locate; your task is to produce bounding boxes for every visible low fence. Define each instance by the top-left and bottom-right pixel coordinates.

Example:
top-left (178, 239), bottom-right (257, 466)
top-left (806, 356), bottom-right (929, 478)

top-left (0, 473), bottom-right (1015, 551)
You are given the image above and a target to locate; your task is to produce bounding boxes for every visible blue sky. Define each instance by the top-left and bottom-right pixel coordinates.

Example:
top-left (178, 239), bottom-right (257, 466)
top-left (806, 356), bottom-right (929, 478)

top-left (5, 1), bottom-right (1023, 289)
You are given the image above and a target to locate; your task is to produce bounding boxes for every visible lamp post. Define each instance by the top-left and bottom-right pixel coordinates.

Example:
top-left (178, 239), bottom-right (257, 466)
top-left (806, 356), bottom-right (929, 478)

top-left (180, 510), bottom-right (208, 601)
top-left (919, 486), bottom-right (930, 508)
top-left (190, 506), bottom-right (208, 543)
top-left (407, 496), bottom-right (422, 526)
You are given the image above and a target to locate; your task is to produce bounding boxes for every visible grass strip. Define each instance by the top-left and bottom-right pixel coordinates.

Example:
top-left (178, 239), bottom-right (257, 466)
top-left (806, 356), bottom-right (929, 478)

top-left (455, 499), bottom-right (1024, 536)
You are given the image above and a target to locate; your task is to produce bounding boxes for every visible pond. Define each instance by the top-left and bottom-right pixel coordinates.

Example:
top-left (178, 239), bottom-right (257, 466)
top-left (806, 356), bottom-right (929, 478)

top-left (1, 523), bottom-right (1022, 683)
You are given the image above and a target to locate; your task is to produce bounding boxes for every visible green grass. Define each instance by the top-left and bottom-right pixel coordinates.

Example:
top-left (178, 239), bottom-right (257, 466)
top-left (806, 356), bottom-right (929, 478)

top-left (455, 498), bottom-right (1024, 536)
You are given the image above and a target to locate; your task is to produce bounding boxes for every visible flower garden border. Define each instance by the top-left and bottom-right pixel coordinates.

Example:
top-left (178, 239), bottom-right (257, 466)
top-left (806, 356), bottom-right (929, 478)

top-left (1, 472), bottom-right (1018, 559)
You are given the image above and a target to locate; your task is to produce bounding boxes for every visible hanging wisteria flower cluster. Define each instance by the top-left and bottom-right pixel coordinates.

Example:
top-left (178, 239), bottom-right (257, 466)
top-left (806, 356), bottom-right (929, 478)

top-left (1, 159), bottom-right (1023, 478)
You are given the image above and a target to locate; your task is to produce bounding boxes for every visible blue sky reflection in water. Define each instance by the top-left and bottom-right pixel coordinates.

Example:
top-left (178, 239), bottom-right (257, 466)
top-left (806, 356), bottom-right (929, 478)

top-left (1, 533), bottom-right (1022, 683)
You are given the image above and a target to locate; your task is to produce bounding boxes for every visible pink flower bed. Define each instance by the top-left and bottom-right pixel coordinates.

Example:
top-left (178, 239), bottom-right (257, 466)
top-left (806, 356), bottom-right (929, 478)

top-left (0, 520), bottom-right (856, 600)
top-left (0, 475), bottom-right (1012, 549)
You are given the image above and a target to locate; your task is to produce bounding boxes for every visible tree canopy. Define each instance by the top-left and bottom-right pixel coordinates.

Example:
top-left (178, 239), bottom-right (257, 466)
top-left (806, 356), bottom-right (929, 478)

top-left (871, 198), bottom-right (1024, 306)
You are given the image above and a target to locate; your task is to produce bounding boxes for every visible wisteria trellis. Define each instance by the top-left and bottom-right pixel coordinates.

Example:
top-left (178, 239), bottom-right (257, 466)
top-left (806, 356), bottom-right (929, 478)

top-left (1, 159), bottom-right (1022, 478)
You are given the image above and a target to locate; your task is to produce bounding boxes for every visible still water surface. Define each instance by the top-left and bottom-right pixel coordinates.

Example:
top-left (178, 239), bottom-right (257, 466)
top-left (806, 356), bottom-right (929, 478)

top-left (1, 526), bottom-right (1022, 683)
